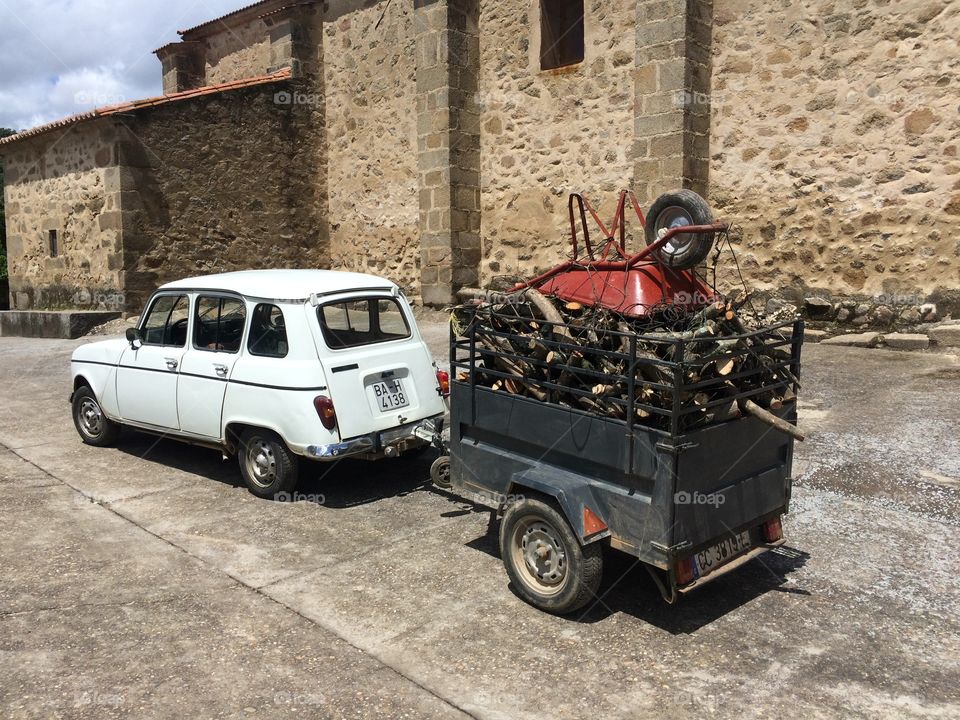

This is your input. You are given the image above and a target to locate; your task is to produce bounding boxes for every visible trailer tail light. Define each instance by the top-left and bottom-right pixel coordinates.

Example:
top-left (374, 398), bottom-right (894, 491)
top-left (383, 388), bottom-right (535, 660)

top-left (314, 395), bottom-right (337, 430)
top-left (436, 369), bottom-right (450, 397)
top-left (675, 557), bottom-right (696, 586)
top-left (762, 516), bottom-right (783, 543)
top-left (583, 506), bottom-right (607, 536)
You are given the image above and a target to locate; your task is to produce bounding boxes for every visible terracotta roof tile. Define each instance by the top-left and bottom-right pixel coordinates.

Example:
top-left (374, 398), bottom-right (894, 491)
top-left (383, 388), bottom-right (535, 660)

top-left (0, 68), bottom-right (292, 148)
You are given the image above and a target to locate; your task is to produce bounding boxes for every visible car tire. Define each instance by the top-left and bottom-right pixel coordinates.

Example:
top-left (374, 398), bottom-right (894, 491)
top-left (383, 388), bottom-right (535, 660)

top-left (72, 385), bottom-right (121, 447)
top-left (645, 189), bottom-right (715, 270)
top-left (499, 497), bottom-right (603, 615)
top-left (237, 428), bottom-right (299, 499)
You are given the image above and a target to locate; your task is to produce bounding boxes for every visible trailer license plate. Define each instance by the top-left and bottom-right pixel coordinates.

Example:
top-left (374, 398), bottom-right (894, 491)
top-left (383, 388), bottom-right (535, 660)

top-left (373, 379), bottom-right (409, 412)
top-left (694, 530), bottom-right (751, 577)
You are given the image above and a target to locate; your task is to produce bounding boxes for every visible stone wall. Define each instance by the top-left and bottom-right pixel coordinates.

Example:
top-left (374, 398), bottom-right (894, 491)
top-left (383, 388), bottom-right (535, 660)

top-left (477, 0), bottom-right (639, 286)
top-left (120, 82), bottom-right (325, 311)
top-left (199, 17), bottom-right (273, 86)
top-left (322, 0), bottom-right (421, 291)
top-left (2, 122), bottom-right (124, 310)
top-left (710, 0), bottom-right (960, 316)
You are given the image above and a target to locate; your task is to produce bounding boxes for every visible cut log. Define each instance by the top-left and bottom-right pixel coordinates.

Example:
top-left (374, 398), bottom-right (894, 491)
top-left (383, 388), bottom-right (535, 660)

top-left (739, 399), bottom-right (804, 441)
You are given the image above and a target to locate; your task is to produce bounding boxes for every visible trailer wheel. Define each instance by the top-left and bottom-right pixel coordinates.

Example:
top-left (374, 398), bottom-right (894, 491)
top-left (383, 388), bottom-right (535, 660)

top-left (430, 456), bottom-right (452, 489)
top-left (499, 498), bottom-right (603, 615)
top-left (645, 189), bottom-right (715, 270)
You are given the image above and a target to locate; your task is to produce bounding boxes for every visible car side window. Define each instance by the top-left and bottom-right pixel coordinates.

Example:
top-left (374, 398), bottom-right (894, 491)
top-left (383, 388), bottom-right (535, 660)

top-left (248, 304), bottom-right (289, 358)
top-left (194, 296), bottom-right (246, 353)
top-left (141, 294), bottom-right (189, 347)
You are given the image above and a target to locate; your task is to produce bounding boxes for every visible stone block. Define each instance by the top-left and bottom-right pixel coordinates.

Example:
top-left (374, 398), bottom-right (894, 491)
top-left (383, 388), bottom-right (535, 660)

top-left (803, 329), bottom-right (828, 342)
top-left (421, 284), bottom-right (451, 308)
top-left (928, 326), bottom-right (960, 347)
top-left (820, 332), bottom-right (881, 348)
top-left (0, 311), bottom-right (121, 339)
top-left (883, 333), bottom-right (930, 351)
top-left (635, 111), bottom-right (683, 138)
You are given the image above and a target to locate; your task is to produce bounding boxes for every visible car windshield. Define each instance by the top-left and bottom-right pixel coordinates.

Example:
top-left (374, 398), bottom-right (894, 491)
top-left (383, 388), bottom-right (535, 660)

top-left (318, 297), bottom-right (411, 349)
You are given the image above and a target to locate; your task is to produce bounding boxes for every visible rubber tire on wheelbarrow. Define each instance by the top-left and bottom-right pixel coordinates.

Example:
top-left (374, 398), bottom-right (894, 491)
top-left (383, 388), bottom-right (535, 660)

top-left (645, 189), bottom-right (715, 270)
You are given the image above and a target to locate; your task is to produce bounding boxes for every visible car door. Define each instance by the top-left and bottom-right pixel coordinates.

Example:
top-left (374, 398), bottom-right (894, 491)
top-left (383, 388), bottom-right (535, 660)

top-left (176, 294), bottom-right (247, 438)
top-left (116, 293), bottom-right (190, 429)
top-left (317, 294), bottom-right (444, 439)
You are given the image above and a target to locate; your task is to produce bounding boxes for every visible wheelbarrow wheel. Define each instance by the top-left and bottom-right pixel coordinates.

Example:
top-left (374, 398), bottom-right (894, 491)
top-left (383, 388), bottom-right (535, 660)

top-left (645, 189), bottom-right (715, 270)
top-left (430, 455), bottom-right (452, 489)
top-left (499, 497), bottom-right (603, 615)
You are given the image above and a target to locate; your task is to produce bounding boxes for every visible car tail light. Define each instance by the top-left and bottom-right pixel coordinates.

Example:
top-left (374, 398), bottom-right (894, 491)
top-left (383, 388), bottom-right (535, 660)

top-left (436, 369), bottom-right (450, 397)
top-left (762, 516), bottom-right (783, 543)
top-left (314, 395), bottom-right (337, 430)
top-left (675, 557), bottom-right (696, 586)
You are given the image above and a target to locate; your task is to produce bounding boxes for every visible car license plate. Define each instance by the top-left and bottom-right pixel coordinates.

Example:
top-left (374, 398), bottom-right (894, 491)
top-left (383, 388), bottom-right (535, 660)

top-left (693, 530), bottom-right (752, 577)
top-left (373, 379), bottom-right (409, 412)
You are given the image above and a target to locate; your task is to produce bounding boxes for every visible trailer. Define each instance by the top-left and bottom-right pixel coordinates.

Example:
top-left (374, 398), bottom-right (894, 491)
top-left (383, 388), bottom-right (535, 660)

top-left (442, 312), bottom-right (804, 614)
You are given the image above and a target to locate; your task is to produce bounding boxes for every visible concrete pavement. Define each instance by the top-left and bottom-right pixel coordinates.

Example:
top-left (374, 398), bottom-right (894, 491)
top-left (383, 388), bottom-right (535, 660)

top-left (0, 330), bottom-right (958, 719)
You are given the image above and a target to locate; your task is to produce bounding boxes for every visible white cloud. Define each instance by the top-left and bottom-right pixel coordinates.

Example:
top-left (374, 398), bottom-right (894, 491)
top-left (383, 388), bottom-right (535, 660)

top-left (0, 0), bottom-right (245, 132)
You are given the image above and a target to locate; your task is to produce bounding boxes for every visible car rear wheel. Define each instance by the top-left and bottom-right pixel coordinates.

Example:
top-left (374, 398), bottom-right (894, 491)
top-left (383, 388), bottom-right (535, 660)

top-left (499, 497), bottom-right (603, 615)
top-left (72, 386), bottom-right (120, 447)
top-left (237, 428), bottom-right (298, 499)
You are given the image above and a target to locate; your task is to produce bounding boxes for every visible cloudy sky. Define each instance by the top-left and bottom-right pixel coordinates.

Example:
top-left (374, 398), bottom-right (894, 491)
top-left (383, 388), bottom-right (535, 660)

top-left (0, 0), bottom-right (248, 132)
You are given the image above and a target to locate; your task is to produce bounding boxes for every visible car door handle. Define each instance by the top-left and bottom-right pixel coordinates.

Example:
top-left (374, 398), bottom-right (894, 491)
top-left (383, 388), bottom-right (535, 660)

top-left (164, 357), bottom-right (179, 370)
top-left (213, 364), bottom-right (229, 377)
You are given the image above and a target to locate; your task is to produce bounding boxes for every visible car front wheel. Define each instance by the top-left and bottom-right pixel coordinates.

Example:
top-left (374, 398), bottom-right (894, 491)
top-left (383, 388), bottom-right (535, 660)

top-left (72, 385), bottom-right (120, 447)
top-left (237, 428), bottom-right (299, 499)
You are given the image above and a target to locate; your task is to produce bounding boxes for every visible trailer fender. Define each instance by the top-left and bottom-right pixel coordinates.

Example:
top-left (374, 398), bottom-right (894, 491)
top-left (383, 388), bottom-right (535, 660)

top-left (508, 466), bottom-right (612, 545)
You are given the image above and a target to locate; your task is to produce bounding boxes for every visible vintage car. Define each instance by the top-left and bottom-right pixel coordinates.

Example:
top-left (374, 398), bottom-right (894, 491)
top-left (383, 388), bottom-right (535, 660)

top-left (69, 270), bottom-right (449, 497)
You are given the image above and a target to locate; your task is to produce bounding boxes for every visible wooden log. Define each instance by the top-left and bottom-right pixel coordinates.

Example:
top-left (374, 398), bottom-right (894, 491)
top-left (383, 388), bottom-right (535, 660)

top-left (739, 399), bottom-right (805, 441)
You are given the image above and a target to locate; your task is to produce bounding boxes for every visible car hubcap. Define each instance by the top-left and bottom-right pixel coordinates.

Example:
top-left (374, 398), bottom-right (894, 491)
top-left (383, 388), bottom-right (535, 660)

top-left (513, 518), bottom-right (567, 595)
top-left (655, 205), bottom-right (694, 258)
top-left (78, 399), bottom-right (103, 437)
top-left (246, 439), bottom-right (277, 488)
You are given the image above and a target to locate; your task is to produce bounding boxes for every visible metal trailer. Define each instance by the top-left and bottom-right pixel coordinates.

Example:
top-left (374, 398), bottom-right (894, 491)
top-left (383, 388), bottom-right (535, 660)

top-left (444, 314), bottom-right (804, 614)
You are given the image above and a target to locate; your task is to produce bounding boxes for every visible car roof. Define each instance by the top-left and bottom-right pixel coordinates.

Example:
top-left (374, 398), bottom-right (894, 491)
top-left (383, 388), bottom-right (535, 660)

top-left (158, 269), bottom-right (397, 300)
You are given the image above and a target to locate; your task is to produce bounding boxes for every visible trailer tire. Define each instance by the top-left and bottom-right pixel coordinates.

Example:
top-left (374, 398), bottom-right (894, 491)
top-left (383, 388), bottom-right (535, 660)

top-left (645, 189), bottom-right (715, 270)
top-left (499, 498), bottom-right (603, 615)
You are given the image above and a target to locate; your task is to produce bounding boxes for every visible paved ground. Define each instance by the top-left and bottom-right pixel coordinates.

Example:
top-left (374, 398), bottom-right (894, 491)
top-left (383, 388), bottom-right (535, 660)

top-left (0, 326), bottom-right (958, 719)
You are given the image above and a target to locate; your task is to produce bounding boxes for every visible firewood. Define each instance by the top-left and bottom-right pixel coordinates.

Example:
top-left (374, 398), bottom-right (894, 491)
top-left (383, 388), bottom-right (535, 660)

top-left (739, 399), bottom-right (804, 441)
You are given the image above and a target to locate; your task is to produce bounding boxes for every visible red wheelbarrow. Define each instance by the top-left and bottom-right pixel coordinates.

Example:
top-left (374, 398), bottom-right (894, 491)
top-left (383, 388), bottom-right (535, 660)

top-left (512, 189), bottom-right (728, 317)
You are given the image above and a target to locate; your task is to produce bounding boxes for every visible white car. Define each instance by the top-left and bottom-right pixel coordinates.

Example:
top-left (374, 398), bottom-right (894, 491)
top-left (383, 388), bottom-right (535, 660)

top-left (70, 270), bottom-right (449, 497)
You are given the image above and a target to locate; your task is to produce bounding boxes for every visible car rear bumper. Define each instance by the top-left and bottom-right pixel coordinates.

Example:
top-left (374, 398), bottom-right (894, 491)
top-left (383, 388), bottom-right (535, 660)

top-left (305, 415), bottom-right (442, 460)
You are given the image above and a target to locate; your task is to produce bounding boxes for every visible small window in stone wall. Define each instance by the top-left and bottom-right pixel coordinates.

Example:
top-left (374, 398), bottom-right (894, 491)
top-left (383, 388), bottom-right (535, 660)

top-left (540, 0), bottom-right (585, 71)
top-left (48, 230), bottom-right (58, 258)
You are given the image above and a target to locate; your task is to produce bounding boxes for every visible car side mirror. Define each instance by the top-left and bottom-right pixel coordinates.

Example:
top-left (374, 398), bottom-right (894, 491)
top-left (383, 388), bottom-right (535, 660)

top-left (126, 327), bottom-right (143, 349)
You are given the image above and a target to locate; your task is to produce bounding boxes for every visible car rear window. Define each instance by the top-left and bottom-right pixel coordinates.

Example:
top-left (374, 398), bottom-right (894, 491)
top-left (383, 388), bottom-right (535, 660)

top-left (318, 298), bottom-right (411, 349)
